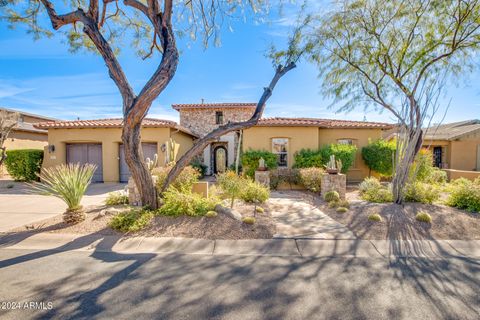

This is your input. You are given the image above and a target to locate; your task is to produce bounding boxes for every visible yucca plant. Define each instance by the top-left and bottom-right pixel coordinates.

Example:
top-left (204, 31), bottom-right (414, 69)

top-left (30, 163), bottom-right (96, 223)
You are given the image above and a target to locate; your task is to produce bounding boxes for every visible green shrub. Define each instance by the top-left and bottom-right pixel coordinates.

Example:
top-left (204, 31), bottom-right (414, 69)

top-left (368, 213), bottom-right (382, 222)
top-left (217, 171), bottom-right (244, 208)
top-left (240, 180), bottom-right (270, 203)
top-left (5, 149), bottom-right (43, 181)
top-left (242, 217), bottom-right (256, 224)
top-left (446, 181), bottom-right (480, 213)
top-left (159, 187), bottom-right (219, 216)
top-left (336, 207), bottom-right (348, 213)
top-left (206, 211), bottom-right (217, 218)
top-left (293, 149), bottom-right (323, 168)
top-left (190, 159), bottom-right (207, 178)
top-left (410, 149), bottom-right (446, 185)
top-left (424, 168), bottom-right (447, 184)
top-left (359, 177), bottom-right (382, 194)
top-left (359, 177), bottom-right (393, 203)
top-left (415, 211), bottom-right (432, 223)
top-left (404, 182), bottom-right (440, 204)
top-left (241, 150), bottom-right (277, 178)
top-left (298, 167), bottom-right (324, 192)
top-left (269, 168), bottom-right (300, 190)
top-left (324, 190), bottom-right (340, 202)
top-left (153, 165), bottom-right (200, 194)
top-left (110, 209), bottom-right (154, 232)
top-left (105, 191), bottom-right (129, 205)
top-left (361, 139), bottom-right (396, 176)
top-left (328, 199), bottom-right (349, 208)
top-left (320, 144), bottom-right (357, 173)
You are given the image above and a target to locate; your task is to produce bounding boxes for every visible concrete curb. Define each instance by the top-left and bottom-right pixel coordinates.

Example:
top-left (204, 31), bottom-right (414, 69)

top-left (0, 233), bottom-right (479, 258)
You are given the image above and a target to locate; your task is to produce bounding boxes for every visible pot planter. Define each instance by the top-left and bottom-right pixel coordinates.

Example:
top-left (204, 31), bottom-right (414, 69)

top-left (326, 168), bottom-right (339, 175)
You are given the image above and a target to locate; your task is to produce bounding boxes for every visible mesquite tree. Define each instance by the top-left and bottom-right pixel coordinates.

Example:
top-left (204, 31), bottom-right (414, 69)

top-left (1, 0), bottom-right (280, 209)
top-left (310, 0), bottom-right (480, 204)
top-left (0, 110), bottom-right (19, 166)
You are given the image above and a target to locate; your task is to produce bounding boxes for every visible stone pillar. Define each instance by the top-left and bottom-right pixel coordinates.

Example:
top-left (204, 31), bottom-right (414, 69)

top-left (255, 171), bottom-right (270, 188)
top-left (321, 173), bottom-right (346, 200)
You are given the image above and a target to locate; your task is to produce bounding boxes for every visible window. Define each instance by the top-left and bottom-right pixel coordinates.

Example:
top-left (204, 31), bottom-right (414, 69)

top-left (272, 138), bottom-right (288, 167)
top-left (215, 111), bottom-right (224, 124)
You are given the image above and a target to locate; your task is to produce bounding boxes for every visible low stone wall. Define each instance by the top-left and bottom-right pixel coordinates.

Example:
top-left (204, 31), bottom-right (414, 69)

top-left (443, 169), bottom-right (480, 181)
top-left (321, 173), bottom-right (346, 200)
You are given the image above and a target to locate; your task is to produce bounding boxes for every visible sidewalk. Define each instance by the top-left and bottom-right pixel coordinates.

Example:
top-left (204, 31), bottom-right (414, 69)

top-left (1, 232), bottom-right (479, 258)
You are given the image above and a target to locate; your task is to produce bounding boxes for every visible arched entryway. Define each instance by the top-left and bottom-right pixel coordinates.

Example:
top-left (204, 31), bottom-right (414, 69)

top-left (213, 146), bottom-right (227, 174)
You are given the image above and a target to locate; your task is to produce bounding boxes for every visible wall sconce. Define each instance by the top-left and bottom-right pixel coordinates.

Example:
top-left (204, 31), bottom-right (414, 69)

top-left (48, 145), bottom-right (55, 153)
top-left (160, 143), bottom-right (166, 153)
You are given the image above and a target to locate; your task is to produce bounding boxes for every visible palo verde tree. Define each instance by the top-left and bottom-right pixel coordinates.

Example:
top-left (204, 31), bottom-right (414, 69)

top-left (1, 0), bottom-right (301, 208)
top-left (310, 0), bottom-right (480, 204)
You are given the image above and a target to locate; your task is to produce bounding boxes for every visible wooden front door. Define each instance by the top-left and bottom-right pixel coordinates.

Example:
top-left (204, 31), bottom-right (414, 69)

top-left (213, 146), bottom-right (227, 174)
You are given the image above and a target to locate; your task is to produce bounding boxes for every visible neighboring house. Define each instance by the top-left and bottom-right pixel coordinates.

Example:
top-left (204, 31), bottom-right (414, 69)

top-left (423, 120), bottom-right (480, 172)
top-left (1, 107), bottom-right (57, 151)
top-left (34, 119), bottom-right (197, 182)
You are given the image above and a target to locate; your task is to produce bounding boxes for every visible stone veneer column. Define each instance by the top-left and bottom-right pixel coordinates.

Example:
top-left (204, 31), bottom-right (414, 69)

top-left (127, 175), bottom-right (158, 206)
top-left (255, 171), bottom-right (270, 188)
top-left (321, 173), bottom-right (346, 200)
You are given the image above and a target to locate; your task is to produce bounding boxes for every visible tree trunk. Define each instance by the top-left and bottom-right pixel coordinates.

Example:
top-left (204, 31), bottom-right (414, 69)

top-left (235, 130), bottom-right (243, 174)
top-left (160, 62), bottom-right (296, 193)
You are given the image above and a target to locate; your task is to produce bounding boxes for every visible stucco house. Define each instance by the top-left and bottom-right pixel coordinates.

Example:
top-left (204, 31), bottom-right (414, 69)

top-left (422, 120), bottom-right (480, 172)
top-left (35, 102), bottom-right (394, 183)
top-left (1, 107), bottom-right (57, 151)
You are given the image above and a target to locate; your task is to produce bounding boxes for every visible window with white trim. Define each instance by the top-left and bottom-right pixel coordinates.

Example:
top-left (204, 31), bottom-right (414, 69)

top-left (272, 138), bottom-right (288, 167)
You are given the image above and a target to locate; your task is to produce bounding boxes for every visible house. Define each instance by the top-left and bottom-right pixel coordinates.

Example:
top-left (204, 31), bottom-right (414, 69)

top-left (1, 107), bottom-right (57, 151)
top-left (422, 120), bottom-right (480, 172)
top-left (34, 119), bottom-right (197, 182)
top-left (35, 102), bottom-right (394, 183)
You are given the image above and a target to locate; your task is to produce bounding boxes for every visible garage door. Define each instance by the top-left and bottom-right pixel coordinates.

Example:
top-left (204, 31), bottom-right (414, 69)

top-left (119, 143), bottom-right (157, 182)
top-left (66, 144), bottom-right (103, 182)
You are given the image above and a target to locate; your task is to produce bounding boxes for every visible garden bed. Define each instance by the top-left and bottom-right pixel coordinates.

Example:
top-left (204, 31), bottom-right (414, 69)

top-left (10, 201), bottom-right (276, 240)
top-left (316, 186), bottom-right (480, 240)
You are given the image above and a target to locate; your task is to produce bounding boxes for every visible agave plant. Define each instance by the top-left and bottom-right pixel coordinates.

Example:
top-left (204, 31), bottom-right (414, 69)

top-left (30, 163), bottom-right (96, 223)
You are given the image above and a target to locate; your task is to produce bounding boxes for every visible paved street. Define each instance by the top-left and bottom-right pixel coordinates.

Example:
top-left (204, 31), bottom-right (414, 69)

top-left (0, 247), bottom-right (478, 320)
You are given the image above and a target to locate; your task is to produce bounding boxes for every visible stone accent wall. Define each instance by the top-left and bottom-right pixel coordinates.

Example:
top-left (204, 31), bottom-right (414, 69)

top-left (321, 173), bottom-right (346, 200)
top-left (255, 171), bottom-right (270, 188)
top-left (179, 107), bottom-right (254, 137)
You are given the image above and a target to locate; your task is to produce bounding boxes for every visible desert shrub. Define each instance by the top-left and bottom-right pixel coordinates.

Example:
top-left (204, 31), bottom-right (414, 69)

top-left (324, 190), bottom-right (340, 202)
top-left (269, 168), bottom-right (300, 190)
top-left (241, 150), bottom-right (277, 178)
top-left (190, 159), bottom-right (207, 178)
top-left (336, 207), bottom-right (348, 213)
top-left (298, 167), bottom-right (324, 192)
top-left (255, 207), bottom-right (264, 213)
top-left (242, 217), bottom-right (256, 224)
top-left (368, 213), bottom-right (382, 222)
top-left (424, 168), bottom-right (447, 185)
top-left (359, 177), bottom-right (393, 203)
top-left (410, 149), bottom-right (446, 185)
top-left (105, 191), bottom-right (129, 205)
top-left (216, 171), bottom-right (244, 208)
top-left (159, 187), bottom-right (219, 216)
top-left (404, 182), bottom-right (440, 204)
top-left (5, 149), bottom-right (43, 181)
top-left (30, 163), bottom-right (96, 223)
top-left (328, 199), bottom-right (349, 209)
top-left (361, 139), bottom-right (396, 177)
top-left (320, 144), bottom-right (357, 173)
top-left (153, 165), bottom-right (200, 194)
top-left (415, 211), bottom-right (432, 223)
top-left (206, 211), bottom-right (217, 218)
top-left (110, 209), bottom-right (154, 232)
top-left (293, 149), bottom-right (323, 168)
top-left (446, 181), bottom-right (480, 213)
top-left (240, 180), bottom-right (270, 203)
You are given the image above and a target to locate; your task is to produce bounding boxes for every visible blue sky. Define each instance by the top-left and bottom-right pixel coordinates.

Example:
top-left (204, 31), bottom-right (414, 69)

top-left (0, 2), bottom-right (479, 124)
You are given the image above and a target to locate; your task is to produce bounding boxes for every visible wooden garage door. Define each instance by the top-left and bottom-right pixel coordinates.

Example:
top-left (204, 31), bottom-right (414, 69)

top-left (119, 143), bottom-right (157, 182)
top-left (66, 143), bottom-right (103, 182)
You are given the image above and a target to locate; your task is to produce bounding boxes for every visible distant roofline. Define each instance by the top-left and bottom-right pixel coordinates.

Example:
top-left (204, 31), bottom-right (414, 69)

top-left (0, 107), bottom-right (60, 121)
top-left (256, 117), bottom-right (394, 129)
top-left (172, 102), bottom-right (257, 110)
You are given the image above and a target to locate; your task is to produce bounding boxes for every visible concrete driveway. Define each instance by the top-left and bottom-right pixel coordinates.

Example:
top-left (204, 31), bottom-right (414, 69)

top-left (0, 181), bottom-right (125, 232)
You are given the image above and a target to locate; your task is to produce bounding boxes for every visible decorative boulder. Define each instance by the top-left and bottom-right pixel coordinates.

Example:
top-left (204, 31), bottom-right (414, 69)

top-left (214, 204), bottom-right (242, 221)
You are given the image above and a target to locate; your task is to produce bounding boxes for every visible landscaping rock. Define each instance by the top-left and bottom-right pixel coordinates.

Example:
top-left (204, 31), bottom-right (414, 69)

top-left (214, 204), bottom-right (242, 221)
top-left (98, 208), bottom-right (123, 217)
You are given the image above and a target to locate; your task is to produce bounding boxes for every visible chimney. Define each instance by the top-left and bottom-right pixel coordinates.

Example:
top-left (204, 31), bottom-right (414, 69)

top-left (201, 98), bottom-right (205, 104)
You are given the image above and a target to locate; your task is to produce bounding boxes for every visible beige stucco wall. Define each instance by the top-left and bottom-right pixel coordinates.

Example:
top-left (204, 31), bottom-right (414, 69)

top-left (4, 130), bottom-right (48, 150)
top-left (450, 140), bottom-right (479, 171)
top-left (318, 128), bottom-right (384, 181)
top-left (243, 126), bottom-right (320, 169)
top-left (42, 127), bottom-right (194, 182)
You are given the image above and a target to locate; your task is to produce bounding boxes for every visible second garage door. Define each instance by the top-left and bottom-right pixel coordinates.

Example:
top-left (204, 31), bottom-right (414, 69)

top-left (66, 143), bottom-right (103, 182)
top-left (119, 143), bottom-right (158, 182)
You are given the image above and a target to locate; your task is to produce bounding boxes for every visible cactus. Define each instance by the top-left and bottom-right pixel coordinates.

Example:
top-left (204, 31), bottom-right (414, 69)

top-left (145, 153), bottom-right (158, 172)
top-left (166, 138), bottom-right (176, 165)
top-left (325, 154), bottom-right (342, 173)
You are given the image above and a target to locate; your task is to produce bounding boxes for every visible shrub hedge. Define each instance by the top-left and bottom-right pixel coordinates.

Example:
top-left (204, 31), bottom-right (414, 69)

top-left (241, 150), bottom-right (277, 178)
top-left (361, 139), bottom-right (396, 176)
top-left (293, 149), bottom-right (322, 168)
top-left (5, 149), bottom-right (43, 181)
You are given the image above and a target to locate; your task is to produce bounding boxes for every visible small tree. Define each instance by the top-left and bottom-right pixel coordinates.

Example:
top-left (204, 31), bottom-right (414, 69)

top-left (311, 0), bottom-right (480, 203)
top-left (217, 171), bottom-right (244, 208)
top-left (0, 110), bottom-right (19, 166)
top-left (362, 139), bottom-right (396, 177)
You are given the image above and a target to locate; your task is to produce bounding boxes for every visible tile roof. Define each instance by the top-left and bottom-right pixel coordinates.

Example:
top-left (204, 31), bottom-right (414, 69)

top-left (172, 102), bottom-right (257, 110)
top-left (34, 118), bottom-right (198, 137)
top-left (256, 117), bottom-right (394, 129)
top-left (0, 107), bottom-right (59, 121)
top-left (424, 120), bottom-right (480, 140)
top-left (13, 121), bottom-right (47, 134)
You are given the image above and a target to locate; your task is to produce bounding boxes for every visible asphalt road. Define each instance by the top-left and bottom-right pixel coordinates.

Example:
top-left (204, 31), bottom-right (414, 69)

top-left (0, 249), bottom-right (478, 320)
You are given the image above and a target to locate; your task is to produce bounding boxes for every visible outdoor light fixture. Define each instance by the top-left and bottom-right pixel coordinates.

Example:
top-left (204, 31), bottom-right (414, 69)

top-left (48, 145), bottom-right (55, 153)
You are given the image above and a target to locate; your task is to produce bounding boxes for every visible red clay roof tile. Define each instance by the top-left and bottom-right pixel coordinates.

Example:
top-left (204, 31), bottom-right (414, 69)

top-left (256, 117), bottom-right (394, 129)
